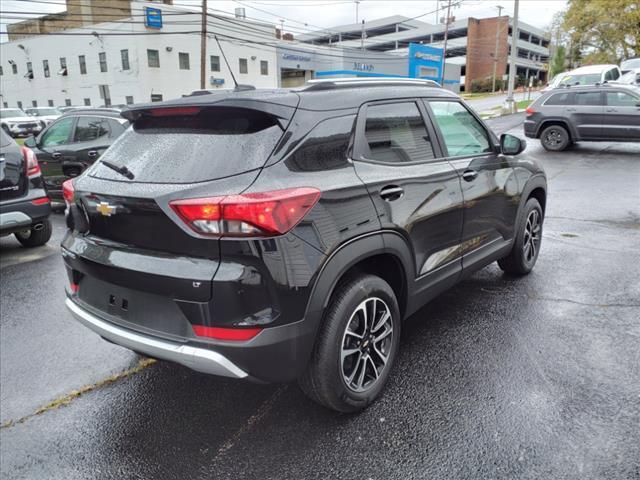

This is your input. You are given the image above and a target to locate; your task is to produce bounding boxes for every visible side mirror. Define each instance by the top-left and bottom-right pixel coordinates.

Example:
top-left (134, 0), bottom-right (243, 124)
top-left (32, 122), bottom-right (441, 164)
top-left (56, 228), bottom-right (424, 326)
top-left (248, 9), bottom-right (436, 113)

top-left (24, 135), bottom-right (37, 148)
top-left (500, 133), bottom-right (526, 155)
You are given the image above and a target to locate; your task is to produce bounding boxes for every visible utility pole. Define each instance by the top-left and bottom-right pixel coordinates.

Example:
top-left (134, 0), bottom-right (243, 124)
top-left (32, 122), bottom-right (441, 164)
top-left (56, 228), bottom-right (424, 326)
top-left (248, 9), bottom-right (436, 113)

top-left (506, 0), bottom-right (520, 113)
top-left (361, 19), bottom-right (365, 52)
top-left (440, 0), bottom-right (452, 87)
top-left (355, 0), bottom-right (360, 23)
top-left (200, 0), bottom-right (207, 89)
top-left (491, 5), bottom-right (504, 93)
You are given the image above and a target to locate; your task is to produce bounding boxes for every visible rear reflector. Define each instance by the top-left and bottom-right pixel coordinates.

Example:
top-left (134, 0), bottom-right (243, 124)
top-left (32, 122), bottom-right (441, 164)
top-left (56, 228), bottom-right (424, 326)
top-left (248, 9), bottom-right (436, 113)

top-left (21, 146), bottom-right (40, 177)
top-left (62, 179), bottom-right (75, 205)
top-left (170, 187), bottom-right (321, 237)
top-left (525, 106), bottom-right (535, 115)
top-left (69, 282), bottom-right (79, 293)
top-left (192, 325), bottom-right (262, 341)
top-left (149, 106), bottom-right (201, 117)
top-left (31, 197), bottom-right (50, 205)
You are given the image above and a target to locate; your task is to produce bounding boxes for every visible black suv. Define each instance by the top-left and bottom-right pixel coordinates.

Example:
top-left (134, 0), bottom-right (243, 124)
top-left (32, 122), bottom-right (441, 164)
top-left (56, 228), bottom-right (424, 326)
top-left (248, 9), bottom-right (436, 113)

top-left (62, 79), bottom-right (547, 412)
top-left (0, 129), bottom-right (52, 247)
top-left (23, 109), bottom-right (129, 200)
top-left (524, 84), bottom-right (640, 151)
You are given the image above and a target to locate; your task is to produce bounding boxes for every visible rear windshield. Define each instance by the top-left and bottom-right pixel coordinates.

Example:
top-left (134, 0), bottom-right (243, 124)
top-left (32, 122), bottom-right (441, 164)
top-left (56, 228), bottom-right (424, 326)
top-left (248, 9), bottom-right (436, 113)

top-left (90, 107), bottom-right (284, 183)
top-left (1, 129), bottom-right (14, 147)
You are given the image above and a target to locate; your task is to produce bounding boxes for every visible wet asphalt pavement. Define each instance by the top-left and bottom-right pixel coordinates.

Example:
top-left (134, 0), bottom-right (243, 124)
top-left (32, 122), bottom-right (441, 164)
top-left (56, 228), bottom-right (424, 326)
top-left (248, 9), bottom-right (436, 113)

top-left (1, 114), bottom-right (639, 479)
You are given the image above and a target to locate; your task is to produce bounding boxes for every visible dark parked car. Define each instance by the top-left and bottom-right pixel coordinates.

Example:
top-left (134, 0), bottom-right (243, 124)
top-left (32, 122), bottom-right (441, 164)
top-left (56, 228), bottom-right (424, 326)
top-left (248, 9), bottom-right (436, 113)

top-left (24, 109), bottom-right (128, 200)
top-left (524, 84), bottom-right (640, 151)
top-left (0, 129), bottom-right (52, 247)
top-left (62, 79), bottom-right (547, 412)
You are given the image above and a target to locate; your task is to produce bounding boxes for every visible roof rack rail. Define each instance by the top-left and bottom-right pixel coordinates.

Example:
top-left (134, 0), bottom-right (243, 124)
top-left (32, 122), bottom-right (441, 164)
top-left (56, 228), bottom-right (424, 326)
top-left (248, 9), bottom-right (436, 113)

top-left (303, 77), bottom-right (441, 91)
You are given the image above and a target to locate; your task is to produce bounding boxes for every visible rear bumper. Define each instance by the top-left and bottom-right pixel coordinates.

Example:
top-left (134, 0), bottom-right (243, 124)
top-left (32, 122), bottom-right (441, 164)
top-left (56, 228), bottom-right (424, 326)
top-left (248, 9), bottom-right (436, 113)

top-left (0, 193), bottom-right (51, 235)
top-left (523, 119), bottom-right (538, 138)
top-left (66, 297), bottom-right (249, 379)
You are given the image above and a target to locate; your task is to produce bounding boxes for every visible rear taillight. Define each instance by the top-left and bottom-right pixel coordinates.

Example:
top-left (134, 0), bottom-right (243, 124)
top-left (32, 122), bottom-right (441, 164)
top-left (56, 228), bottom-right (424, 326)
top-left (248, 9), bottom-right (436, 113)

top-left (21, 146), bottom-right (40, 177)
top-left (170, 187), bottom-right (321, 237)
top-left (149, 106), bottom-right (201, 117)
top-left (525, 106), bottom-right (535, 115)
top-left (192, 325), bottom-right (262, 341)
top-left (62, 179), bottom-right (75, 205)
top-left (31, 197), bottom-right (50, 205)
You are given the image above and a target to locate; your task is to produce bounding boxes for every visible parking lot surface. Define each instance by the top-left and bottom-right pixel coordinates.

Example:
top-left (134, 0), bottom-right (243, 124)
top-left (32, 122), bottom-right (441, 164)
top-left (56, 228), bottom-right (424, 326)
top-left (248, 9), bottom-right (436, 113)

top-left (1, 115), bottom-right (638, 479)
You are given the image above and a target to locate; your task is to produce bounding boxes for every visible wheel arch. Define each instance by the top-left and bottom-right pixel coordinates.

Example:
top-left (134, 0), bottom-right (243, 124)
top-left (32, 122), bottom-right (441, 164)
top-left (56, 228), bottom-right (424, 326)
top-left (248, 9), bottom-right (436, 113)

top-left (537, 119), bottom-right (576, 140)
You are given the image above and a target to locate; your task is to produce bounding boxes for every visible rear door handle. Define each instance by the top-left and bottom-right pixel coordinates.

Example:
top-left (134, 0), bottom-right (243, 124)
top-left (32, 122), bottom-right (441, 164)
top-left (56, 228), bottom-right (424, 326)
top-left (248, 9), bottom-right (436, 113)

top-left (462, 169), bottom-right (478, 182)
top-left (379, 185), bottom-right (404, 201)
top-left (566, 108), bottom-right (577, 112)
top-left (51, 152), bottom-right (62, 159)
top-left (605, 108), bottom-right (617, 112)
top-left (87, 150), bottom-right (98, 157)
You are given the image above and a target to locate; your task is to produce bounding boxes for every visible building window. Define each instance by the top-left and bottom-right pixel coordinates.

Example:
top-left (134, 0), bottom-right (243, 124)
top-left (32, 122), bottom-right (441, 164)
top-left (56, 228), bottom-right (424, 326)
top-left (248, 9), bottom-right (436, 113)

top-left (48, 99), bottom-right (54, 106)
top-left (150, 94), bottom-right (163, 102)
top-left (84, 98), bottom-right (91, 106)
top-left (260, 60), bottom-right (268, 76)
top-left (147, 49), bottom-right (160, 68)
top-left (99, 52), bottom-right (108, 73)
top-left (32, 100), bottom-right (38, 107)
top-left (125, 96), bottom-right (134, 105)
top-left (12, 63), bottom-right (17, 74)
top-left (121, 49), bottom-right (130, 70)
top-left (59, 57), bottom-right (67, 76)
top-left (0, 66), bottom-right (3, 75)
top-left (79, 55), bottom-right (87, 74)
top-left (179, 52), bottom-right (190, 70)
top-left (2, 102), bottom-right (7, 108)
top-left (99, 85), bottom-right (111, 107)
top-left (65, 99), bottom-right (72, 106)
top-left (239, 58), bottom-right (248, 74)
top-left (43, 59), bottom-right (50, 78)
top-left (17, 101), bottom-right (23, 109)
top-left (26, 62), bottom-right (34, 79)
top-left (210, 55), bottom-right (220, 72)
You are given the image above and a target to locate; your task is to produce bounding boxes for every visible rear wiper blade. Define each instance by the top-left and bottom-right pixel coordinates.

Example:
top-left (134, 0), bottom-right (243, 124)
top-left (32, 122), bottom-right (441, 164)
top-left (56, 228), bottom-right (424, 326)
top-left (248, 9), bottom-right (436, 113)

top-left (100, 160), bottom-right (135, 180)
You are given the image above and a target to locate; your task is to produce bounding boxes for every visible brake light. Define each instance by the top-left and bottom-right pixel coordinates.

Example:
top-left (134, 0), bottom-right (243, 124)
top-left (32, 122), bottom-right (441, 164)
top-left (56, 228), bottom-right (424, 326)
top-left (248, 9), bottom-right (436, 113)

top-left (21, 146), bottom-right (40, 177)
top-left (170, 187), bottom-right (321, 237)
top-left (62, 179), bottom-right (75, 205)
top-left (192, 325), bottom-right (262, 341)
top-left (149, 106), bottom-right (201, 117)
top-left (525, 106), bottom-right (535, 115)
top-left (69, 282), bottom-right (79, 293)
top-left (31, 197), bottom-right (50, 205)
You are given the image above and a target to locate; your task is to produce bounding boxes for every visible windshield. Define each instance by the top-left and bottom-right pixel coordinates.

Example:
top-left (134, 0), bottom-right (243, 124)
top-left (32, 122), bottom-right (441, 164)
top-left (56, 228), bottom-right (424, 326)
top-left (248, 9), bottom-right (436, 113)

top-left (90, 107), bottom-right (284, 184)
top-left (0, 109), bottom-right (26, 118)
top-left (26, 108), bottom-right (61, 116)
top-left (621, 58), bottom-right (640, 70)
top-left (559, 73), bottom-right (602, 86)
top-left (619, 71), bottom-right (638, 83)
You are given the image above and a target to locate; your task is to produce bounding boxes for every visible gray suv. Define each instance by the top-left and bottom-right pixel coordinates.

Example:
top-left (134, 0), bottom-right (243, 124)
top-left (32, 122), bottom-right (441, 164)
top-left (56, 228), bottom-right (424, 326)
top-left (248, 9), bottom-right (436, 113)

top-left (524, 84), bottom-right (640, 151)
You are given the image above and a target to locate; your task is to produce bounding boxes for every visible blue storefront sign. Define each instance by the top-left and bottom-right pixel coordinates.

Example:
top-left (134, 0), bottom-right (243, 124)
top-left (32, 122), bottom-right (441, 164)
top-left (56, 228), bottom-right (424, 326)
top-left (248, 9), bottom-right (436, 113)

top-left (408, 43), bottom-right (443, 83)
top-left (145, 7), bottom-right (163, 29)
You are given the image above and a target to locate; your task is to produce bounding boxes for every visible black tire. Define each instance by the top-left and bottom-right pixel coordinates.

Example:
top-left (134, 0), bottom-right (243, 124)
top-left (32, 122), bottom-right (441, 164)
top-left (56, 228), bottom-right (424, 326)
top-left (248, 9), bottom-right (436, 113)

top-left (540, 125), bottom-right (570, 151)
top-left (299, 274), bottom-right (401, 413)
top-left (15, 219), bottom-right (53, 247)
top-left (498, 198), bottom-right (543, 275)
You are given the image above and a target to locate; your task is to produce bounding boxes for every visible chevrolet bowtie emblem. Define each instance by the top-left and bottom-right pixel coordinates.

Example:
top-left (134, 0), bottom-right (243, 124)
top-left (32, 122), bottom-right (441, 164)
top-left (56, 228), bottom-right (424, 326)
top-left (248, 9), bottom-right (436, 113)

top-left (96, 201), bottom-right (116, 217)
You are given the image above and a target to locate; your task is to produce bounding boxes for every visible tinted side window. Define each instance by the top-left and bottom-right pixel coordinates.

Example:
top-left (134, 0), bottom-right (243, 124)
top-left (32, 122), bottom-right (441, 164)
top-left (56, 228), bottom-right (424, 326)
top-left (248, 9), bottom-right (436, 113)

top-left (107, 119), bottom-right (128, 137)
top-left (545, 92), bottom-right (571, 105)
top-left (572, 92), bottom-right (602, 106)
top-left (362, 102), bottom-right (435, 163)
top-left (41, 117), bottom-right (74, 147)
top-left (605, 91), bottom-right (638, 106)
top-left (286, 115), bottom-right (354, 172)
top-left (74, 116), bottom-right (110, 142)
top-left (429, 101), bottom-right (491, 157)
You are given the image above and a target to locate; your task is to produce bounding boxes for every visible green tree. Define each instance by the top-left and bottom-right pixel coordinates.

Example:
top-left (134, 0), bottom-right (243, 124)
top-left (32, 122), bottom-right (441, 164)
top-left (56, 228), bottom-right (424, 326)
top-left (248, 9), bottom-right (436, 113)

top-left (550, 45), bottom-right (567, 77)
top-left (562, 0), bottom-right (639, 63)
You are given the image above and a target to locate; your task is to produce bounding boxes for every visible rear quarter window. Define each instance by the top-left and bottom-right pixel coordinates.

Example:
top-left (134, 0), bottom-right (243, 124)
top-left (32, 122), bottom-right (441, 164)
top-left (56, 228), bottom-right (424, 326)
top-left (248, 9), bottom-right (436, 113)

top-left (90, 107), bottom-right (284, 183)
top-left (543, 92), bottom-right (571, 105)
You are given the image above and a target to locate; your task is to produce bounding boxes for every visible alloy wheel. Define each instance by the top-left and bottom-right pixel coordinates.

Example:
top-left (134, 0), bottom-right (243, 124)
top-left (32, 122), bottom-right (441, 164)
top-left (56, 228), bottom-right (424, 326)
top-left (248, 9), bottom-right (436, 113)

top-left (544, 129), bottom-right (563, 147)
top-left (523, 209), bottom-right (541, 263)
top-left (340, 297), bottom-right (394, 393)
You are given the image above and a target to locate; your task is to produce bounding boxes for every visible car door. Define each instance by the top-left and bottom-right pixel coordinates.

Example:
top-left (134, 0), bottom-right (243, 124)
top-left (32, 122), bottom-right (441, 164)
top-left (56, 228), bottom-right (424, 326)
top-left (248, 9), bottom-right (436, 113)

top-left (425, 99), bottom-right (520, 274)
top-left (35, 116), bottom-right (76, 193)
top-left (603, 90), bottom-right (640, 140)
top-left (351, 99), bottom-right (465, 300)
top-left (64, 116), bottom-right (112, 177)
top-left (566, 91), bottom-right (604, 140)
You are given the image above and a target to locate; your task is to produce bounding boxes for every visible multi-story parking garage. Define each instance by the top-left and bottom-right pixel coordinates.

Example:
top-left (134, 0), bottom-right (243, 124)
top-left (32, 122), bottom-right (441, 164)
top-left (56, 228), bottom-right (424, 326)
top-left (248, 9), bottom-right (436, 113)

top-left (298, 14), bottom-right (550, 91)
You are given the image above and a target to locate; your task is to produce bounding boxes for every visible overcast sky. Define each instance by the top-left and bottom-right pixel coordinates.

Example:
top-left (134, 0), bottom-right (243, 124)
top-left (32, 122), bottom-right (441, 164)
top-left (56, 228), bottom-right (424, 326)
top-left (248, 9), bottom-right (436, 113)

top-left (1, 0), bottom-right (568, 41)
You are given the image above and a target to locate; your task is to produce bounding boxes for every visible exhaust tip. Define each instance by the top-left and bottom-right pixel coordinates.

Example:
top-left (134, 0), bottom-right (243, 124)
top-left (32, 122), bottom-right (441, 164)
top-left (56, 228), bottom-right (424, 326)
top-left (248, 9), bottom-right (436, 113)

top-left (33, 223), bottom-right (44, 231)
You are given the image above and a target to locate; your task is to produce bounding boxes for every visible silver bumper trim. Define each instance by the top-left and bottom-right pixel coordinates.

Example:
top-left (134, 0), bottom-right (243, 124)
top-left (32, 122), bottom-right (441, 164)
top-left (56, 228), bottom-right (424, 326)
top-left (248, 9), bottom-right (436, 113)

top-left (65, 298), bottom-right (248, 379)
top-left (0, 211), bottom-right (31, 229)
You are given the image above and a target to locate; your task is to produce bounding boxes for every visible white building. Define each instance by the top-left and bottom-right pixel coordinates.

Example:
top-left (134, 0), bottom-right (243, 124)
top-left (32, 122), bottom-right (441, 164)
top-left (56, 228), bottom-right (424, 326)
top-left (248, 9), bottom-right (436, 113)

top-left (0, 1), bottom-right (279, 108)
